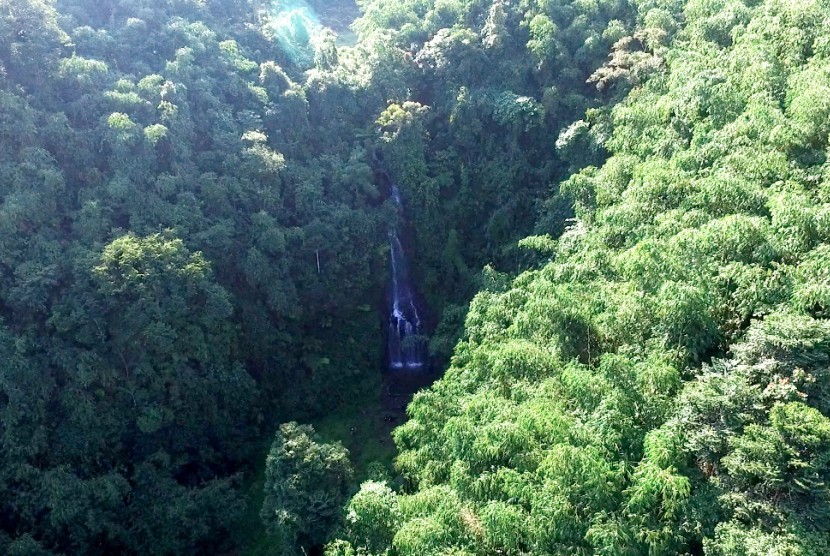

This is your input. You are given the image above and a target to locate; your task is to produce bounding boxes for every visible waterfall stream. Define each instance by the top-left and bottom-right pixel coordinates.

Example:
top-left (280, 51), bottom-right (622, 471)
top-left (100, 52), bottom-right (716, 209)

top-left (387, 185), bottom-right (428, 370)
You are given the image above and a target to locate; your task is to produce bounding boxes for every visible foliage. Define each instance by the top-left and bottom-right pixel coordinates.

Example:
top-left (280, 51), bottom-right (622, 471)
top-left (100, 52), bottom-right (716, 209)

top-left (261, 422), bottom-right (354, 553)
top-left (352, 0), bottom-right (646, 322)
top-left (0, 0), bottom-right (387, 552)
top-left (5, 0), bottom-right (830, 553)
top-left (331, 0), bottom-right (830, 552)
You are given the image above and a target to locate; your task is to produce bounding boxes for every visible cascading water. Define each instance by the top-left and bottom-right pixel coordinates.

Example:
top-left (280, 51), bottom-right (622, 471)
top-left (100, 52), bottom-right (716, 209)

top-left (388, 185), bottom-right (428, 370)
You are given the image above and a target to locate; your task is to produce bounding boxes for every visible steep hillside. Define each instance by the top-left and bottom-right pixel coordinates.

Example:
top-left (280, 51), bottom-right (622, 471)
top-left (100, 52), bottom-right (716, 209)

top-left (331, 0), bottom-right (830, 553)
top-left (0, 0), bottom-right (389, 552)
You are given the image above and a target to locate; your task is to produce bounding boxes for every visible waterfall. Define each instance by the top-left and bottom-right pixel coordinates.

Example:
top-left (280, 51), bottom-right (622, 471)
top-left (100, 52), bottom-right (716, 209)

top-left (388, 185), bottom-right (427, 371)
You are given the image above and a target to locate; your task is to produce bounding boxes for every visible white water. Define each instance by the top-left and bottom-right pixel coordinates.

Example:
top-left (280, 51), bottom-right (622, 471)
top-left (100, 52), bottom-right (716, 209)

top-left (388, 185), bottom-right (427, 370)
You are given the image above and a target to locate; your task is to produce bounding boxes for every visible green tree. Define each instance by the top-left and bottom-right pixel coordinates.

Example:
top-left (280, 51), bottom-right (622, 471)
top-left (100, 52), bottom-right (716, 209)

top-left (261, 422), bottom-right (354, 553)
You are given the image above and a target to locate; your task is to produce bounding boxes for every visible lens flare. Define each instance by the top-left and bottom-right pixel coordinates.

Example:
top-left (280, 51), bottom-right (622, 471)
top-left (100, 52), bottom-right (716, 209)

top-left (267, 0), bottom-right (325, 67)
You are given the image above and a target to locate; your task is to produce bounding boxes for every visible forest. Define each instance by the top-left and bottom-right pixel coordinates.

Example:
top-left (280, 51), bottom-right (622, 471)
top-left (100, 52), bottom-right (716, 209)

top-left (0, 0), bottom-right (829, 554)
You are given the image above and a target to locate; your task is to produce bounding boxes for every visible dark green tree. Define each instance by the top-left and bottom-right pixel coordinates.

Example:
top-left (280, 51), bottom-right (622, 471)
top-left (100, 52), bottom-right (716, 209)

top-left (261, 422), bottom-right (354, 553)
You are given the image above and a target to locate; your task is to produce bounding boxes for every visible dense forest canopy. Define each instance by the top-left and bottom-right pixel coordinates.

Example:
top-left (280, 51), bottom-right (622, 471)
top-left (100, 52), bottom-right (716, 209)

top-left (0, 0), bottom-right (829, 554)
